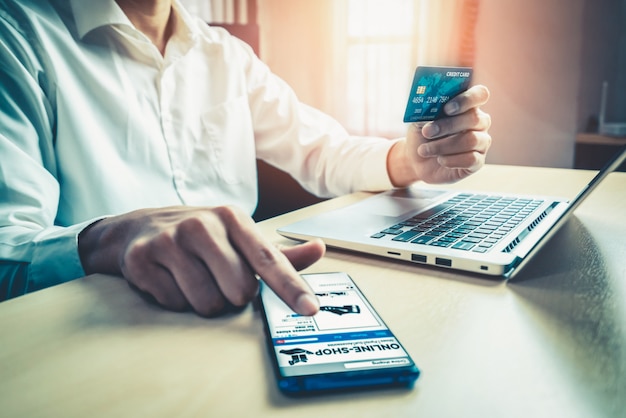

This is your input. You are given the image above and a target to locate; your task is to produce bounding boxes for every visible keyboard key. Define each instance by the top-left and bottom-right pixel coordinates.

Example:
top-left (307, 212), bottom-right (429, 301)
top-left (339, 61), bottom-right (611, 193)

top-left (392, 230), bottom-right (420, 242)
top-left (485, 222), bottom-right (503, 228)
top-left (452, 241), bottom-right (476, 251)
top-left (413, 204), bottom-right (452, 220)
top-left (411, 235), bottom-right (437, 244)
top-left (380, 228), bottom-right (403, 235)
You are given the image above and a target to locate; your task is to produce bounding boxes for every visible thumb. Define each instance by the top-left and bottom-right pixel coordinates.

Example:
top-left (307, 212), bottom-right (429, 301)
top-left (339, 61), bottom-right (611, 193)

top-left (279, 239), bottom-right (326, 271)
top-left (406, 122), bottom-right (429, 146)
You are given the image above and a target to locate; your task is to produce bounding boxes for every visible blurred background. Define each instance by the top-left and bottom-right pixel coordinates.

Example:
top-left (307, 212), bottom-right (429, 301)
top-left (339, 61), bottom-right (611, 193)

top-left (181, 0), bottom-right (626, 169)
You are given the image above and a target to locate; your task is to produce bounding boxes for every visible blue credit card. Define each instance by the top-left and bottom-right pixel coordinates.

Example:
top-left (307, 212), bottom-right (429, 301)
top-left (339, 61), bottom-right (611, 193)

top-left (403, 66), bottom-right (473, 123)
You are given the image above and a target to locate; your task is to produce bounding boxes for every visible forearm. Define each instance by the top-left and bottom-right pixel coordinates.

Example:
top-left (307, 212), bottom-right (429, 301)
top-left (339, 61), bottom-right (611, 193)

top-left (256, 103), bottom-right (397, 196)
top-left (247, 52), bottom-right (395, 197)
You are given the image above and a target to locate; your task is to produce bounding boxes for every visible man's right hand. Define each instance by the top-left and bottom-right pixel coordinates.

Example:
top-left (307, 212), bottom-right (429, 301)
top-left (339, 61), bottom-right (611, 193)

top-left (78, 206), bottom-right (325, 317)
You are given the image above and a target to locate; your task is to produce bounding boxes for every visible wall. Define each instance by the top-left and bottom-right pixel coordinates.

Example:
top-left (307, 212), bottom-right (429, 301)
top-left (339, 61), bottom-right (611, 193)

top-left (474, 0), bottom-right (624, 168)
top-left (257, 0), bottom-right (336, 115)
top-left (577, 0), bottom-right (626, 128)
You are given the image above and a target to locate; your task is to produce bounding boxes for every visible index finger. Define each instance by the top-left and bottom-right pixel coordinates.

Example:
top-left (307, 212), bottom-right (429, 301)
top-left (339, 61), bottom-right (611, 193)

top-left (228, 216), bottom-right (320, 316)
top-left (444, 84), bottom-right (490, 116)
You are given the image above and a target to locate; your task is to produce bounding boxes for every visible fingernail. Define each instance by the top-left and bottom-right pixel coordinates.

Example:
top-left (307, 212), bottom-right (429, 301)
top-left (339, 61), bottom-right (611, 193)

top-left (445, 100), bottom-right (460, 115)
top-left (296, 293), bottom-right (319, 316)
top-left (423, 122), bottom-right (440, 138)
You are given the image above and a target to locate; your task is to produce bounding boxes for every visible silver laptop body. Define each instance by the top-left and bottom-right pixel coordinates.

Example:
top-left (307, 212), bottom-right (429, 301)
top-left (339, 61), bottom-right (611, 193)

top-left (278, 146), bottom-right (626, 278)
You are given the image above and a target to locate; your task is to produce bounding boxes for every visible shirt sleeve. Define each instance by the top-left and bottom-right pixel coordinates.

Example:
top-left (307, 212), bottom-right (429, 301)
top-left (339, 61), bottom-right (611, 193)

top-left (0, 9), bottom-right (89, 300)
top-left (237, 35), bottom-right (397, 198)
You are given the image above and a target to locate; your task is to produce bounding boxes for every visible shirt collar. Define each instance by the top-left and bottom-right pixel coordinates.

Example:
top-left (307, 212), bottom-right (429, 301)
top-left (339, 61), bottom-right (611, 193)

top-left (69, 0), bottom-right (197, 45)
top-left (69, 0), bottom-right (130, 40)
top-left (171, 0), bottom-right (199, 44)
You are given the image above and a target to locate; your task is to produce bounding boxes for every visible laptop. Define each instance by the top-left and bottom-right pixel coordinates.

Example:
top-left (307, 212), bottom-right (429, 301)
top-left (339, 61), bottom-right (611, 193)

top-left (278, 146), bottom-right (626, 278)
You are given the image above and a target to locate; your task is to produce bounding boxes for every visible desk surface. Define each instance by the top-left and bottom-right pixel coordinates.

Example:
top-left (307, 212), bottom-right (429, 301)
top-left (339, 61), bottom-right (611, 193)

top-left (1, 165), bottom-right (625, 418)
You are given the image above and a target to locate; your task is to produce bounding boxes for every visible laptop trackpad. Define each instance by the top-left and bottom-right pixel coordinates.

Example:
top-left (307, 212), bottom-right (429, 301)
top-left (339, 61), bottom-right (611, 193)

top-left (363, 188), bottom-right (449, 218)
top-left (278, 187), bottom-right (452, 240)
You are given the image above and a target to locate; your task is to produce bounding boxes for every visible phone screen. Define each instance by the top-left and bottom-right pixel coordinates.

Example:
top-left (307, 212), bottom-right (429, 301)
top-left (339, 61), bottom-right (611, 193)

top-left (259, 272), bottom-right (419, 394)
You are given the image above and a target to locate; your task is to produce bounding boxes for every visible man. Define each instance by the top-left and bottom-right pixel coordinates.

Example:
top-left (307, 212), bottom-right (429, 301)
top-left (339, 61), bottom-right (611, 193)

top-left (0, 0), bottom-right (492, 317)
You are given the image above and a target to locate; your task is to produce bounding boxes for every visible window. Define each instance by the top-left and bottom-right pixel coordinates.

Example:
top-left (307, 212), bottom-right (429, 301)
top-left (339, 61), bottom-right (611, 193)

top-left (338, 0), bottom-right (418, 137)
top-left (332, 0), bottom-right (478, 138)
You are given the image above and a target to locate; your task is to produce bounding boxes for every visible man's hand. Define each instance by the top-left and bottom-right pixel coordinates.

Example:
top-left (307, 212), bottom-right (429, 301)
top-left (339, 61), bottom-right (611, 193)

top-left (388, 84), bottom-right (492, 187)
top-left (78, 206), bottom-right (325, 317)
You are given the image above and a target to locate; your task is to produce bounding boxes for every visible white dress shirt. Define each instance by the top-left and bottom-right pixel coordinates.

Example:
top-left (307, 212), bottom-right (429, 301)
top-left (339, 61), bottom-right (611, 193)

top-left (0, 0), bottom-right (395, 298)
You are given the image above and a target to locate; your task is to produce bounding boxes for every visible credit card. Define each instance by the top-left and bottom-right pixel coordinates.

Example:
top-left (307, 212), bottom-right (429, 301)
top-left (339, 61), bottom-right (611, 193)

top-left (403, 66), bottom-right (473, 123)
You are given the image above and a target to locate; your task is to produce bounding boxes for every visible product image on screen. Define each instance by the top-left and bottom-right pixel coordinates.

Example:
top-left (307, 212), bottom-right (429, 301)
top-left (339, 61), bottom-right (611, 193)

top-left (403, 66), bottom-right (473, 123)
top-left (259, 272), bottom-right (419, 394)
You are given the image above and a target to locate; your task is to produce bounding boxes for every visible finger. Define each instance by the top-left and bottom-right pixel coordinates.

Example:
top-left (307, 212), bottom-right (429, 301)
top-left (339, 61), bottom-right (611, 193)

top-left (443, 84), bottom-right (490, 116)
top-left (121, 237), bottom-right (189, 311)
top-left (436, 150), bottom-right (486, 173)
top-left (173, 212), bottom-right (259, 311)
top-left (407, 121), bottom-right (428, 143)
top-left (278, 239), bottom-right (326, 271)
top-left (419, 130), bottom-right (491, 159)
top-left (225, 212), bottom-right (320, 316)
top-left (422, 108), bottom-right (491, 141)
top-left (124, 225), bottom-right (234, 317)
top-left (168, 252), bottom-right (232, 317)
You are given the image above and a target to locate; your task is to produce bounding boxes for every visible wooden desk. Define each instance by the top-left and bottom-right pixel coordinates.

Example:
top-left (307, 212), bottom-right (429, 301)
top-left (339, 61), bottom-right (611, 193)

top-left (1, 165), bottom-right (625, 418)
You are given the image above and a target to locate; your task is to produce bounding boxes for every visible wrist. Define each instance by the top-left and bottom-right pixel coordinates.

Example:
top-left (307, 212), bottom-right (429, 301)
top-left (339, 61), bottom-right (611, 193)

top-left (387, 140), bottom-right (418, 188)
top-left (78, 216), bottom-right (124, 276)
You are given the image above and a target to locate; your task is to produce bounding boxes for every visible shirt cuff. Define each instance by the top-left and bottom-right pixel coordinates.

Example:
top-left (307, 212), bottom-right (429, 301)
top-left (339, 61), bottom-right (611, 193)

top-left (28, 218), bottom-right (104, 293)
top-left (353, 137), bottom-right (399, 192)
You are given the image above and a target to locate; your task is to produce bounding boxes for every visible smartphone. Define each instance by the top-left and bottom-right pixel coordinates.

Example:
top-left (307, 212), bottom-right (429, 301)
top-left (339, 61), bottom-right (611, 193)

top-left (258, 272), bottom-right (420, 396)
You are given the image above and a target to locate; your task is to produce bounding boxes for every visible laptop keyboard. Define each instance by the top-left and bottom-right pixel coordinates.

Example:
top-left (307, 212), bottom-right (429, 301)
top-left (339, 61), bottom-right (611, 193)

top-left (370, 193), bottom-right (544, 253)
